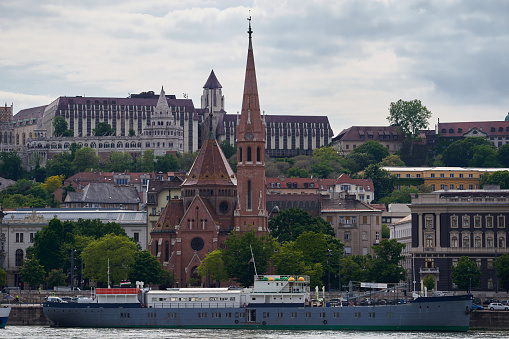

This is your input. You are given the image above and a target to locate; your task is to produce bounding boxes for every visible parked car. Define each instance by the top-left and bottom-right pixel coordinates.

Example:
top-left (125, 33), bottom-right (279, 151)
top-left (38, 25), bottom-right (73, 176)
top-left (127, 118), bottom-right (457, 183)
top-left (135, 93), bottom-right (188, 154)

top-left (488, 302), bottom-right (509, 311)
top-left (60, 297), bottom-right (73, 303)
top-left (46, 296), bottom-right (66, 303)
top-left (501, 300), bottom-right (509, 306)
top-left (483, 299), bottom-right (499, 305)
top-left (473, 297), bottom-right (482, 305)
top-left (471, 304), bottom-right (484, 310)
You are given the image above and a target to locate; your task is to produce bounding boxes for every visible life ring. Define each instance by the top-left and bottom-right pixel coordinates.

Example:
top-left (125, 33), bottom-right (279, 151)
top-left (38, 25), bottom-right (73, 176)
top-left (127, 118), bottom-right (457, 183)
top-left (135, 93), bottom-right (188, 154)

top-left (349, 301), bottom-right (354, 306)
top-left (262, 321), bottom-right (266, 326)
top-left (323, 320), bottom-right (328, 325)
top-left (243, 303), bottom-right (247, 308)
top-left (235, 320), bottom-right (239, 324)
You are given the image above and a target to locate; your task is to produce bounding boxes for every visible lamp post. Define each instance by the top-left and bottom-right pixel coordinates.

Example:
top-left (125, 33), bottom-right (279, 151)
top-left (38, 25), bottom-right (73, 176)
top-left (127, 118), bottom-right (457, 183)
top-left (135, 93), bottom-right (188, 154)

top-left (327, 249), bottom-right (332, 292)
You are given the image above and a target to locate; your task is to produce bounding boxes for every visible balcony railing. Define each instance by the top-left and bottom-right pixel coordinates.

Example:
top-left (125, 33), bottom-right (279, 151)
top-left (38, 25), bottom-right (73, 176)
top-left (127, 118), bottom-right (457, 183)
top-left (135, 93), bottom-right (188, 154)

top-left (419, 266), bottom-right (439, 274)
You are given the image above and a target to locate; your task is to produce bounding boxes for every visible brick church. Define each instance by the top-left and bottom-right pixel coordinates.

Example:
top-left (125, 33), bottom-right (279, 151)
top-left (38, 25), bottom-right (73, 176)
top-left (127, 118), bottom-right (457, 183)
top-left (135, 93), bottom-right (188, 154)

top-left (149, 19), bottom-right (268, 287)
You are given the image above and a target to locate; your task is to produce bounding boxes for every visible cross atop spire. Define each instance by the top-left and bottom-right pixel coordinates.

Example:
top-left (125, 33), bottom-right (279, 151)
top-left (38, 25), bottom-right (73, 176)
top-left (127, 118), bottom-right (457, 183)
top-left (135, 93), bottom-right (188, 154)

top-left (248, 15), bottom-right (253, 50)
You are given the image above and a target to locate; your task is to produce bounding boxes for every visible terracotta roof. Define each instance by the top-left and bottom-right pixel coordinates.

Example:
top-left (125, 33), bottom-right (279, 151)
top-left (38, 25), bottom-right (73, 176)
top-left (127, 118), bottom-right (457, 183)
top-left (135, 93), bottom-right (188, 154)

top-left (333, 126), bottom-right (403, 142)
top-left (13, 105), bottom-right (46, 126)
top-left (334, 173), bottom-right (374, 192)
top-left (438, 121), bottom-right (509, 137)
top-left (152, 200), bottom-right (184, 231)
top-left (182, 138), bottom-right (236, 187)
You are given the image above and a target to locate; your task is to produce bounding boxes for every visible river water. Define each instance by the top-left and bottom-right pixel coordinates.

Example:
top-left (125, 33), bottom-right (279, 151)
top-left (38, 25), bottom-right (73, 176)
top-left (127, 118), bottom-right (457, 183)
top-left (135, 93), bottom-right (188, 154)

top-left (2, 327), bottom-right (509, 339)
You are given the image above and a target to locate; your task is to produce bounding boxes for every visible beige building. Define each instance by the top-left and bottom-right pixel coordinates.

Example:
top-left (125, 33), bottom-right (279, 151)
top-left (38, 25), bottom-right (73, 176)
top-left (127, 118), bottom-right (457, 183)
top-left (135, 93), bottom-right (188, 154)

top-left (321, 194), bottom-right (383, 256)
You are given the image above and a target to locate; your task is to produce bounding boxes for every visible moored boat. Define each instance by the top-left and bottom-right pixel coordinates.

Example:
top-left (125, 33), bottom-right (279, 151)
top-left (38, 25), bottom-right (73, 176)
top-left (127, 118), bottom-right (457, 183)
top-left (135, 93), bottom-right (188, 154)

top-left (0, 306), bottom-right (11, 328)
top-left (43, 275), bottom-right (472, 331)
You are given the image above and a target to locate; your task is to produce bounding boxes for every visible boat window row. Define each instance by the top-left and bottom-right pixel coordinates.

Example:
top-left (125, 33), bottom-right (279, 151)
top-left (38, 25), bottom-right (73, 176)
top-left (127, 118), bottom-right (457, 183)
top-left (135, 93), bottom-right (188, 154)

top-left (152, 296), bottom-right (235, 302)
top-left (198, 312), bottom-right (244, 319)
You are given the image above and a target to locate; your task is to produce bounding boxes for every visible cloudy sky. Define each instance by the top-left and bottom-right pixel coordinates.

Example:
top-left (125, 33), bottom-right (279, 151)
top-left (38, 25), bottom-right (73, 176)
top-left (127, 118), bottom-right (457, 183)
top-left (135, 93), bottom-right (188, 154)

top-left (1, 0), bottom-right (508, 136)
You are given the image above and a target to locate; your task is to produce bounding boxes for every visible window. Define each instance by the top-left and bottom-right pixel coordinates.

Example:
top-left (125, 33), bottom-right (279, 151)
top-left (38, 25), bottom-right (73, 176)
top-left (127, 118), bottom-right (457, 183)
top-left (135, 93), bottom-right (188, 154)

top-left (462, 216), bottom-right (470, 228)
top-left (488, 278), bottom-right (494, 290)
top-left (488, 259), bottom-right (494, 269)
top-left (344, 232), bottom-right (351, 241)
top-left (450, 174), bottom-right (454, 178)
top-left (362, 216), bottom-right (367, 224)
top-left (425, 216), bottom-right (433, 228)
top-left (499, 237), bottom-right (506, 248)
top-left (406, 174), bottom-right (411, 178)
top-left (362, 231), bottom-right (367, 240)
top-left (487, 216), bottom-right (494, 228)
top-left (15, 233), bottom-right (24, 243)
top-left (431, 173), bottom-right (435, 178)
top-left (487, 236), bottom-right (494, 248)
top-left (133, 233), bottom-right (139, 243)
top-left (474, 236), bottom-right (482, 248)
top-left (459, 174), bottom-right (464, 178)
top-left (451, 215), bottom-right (458, 228)
top-left (452, 258), bottom-right (458, 267)
top-left (375, 232), bottom-right (380, 242)
top-left (425, 235), bottom-right (433, 248)
top-left (15, 249), bottom-right (24, 266)
top-left (463, 235), bottom-right (470, 248)
top-left (451, 236), bottom-right (458, 248)
top-left (498, 216), bottom-right (505, 228)
top-left (474, 216), bottom-right (481, 228)
top-left (440, 173), bottom-right (445, 178)
top-left (475, 259), bottom-right (481, 268)
top-left (425, 258), bottom-right (434, 268)
top-left (30, 233), bottom-right (35, 243)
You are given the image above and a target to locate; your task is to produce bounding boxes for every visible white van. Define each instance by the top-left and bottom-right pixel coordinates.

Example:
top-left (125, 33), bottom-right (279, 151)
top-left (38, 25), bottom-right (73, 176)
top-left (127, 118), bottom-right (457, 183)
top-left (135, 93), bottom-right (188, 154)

top-left (46, 296), bottom-right (66, 303)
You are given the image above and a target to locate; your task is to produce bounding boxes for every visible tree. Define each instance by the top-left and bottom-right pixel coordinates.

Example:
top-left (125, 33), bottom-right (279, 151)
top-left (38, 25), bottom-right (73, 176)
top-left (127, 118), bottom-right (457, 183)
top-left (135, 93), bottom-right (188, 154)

top-left (197, 250), bottom-right (229, 287)
top-left (497, 144), bottom-right (509, 167)
top-left (82, 234), bottom-right (137, 285)
top-left (381, 223), bottom-right (390, 239)
top-left (495, 254), bottom-right (509, 293)
top-left (0, 151), bottom-right (25, 180)
top-left (0, 268), bottom-right (6, 288)
top-left (155, 153), bottom-right (179, 172)
top-left (268, 207), bottom-right (335, 243)
top-left (379, 186), bottom-right (419, 205)
top-left (451, 256), bottom-right (481, 292)
top-left (41, 175), bottom-right (65, 193)
top-left (128, 250), bottom-right (164, 285)
top-left (387, 99), bottom-right (432, 155)
top-left (370, 239), bottom-right (406, 283)
top-left (222, 229), bottom-right (276, 287)
top-left (93, 122), bottom-right (114, 136)
top-left (30, 218), bottom-right (72, 272)
top-left (138, 149), bottom-right (155, 172)
top-left (128, 129), bottom-right (136, 137)
top-left (470, 145), bottom-right (499, 167)
top-left (72, 147), bottom-right (99, 173)
top-left (380, 154), bottom-right (405, 167)
top-left (481, 171), bottom-right (509, 189)
top-left (341, 152), bottom-right (377, 174)
top-left (340, 255), bottom-right (369, 286)
top-left (46, 269), bottom-right (67, 288)
top-left (351, 140), bottom-right (390, 163)
top-left (19, 257), bottom-right (46, 289)
top-left (287, 167), bottom-right (309, 178)
top-left (310, 160), bottom-right (334, 178)
top-left (53, 116), bottom-right (68, 137)
top-left (313, 146), bottom-right (341, 162)
top-left (107, 151), bottom-right (133, 172)
top-left (423, 275), bottom-right (435, 291)
top-left (45, 152), bottom-right (74, 178)
top-left (219, 140), bottom-right (236, 159)
top-left (363, 164), bottom-right (396, 203)
top-left (441, 137), bottom-right (494, 167)
top-left (178, 152), bottom-right (198, 171)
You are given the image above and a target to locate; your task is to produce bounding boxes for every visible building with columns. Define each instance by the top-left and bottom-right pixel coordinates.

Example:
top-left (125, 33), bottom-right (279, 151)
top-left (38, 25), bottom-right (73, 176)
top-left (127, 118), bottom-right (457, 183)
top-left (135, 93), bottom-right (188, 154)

top-left (410, 188), bottom-right (509, 292)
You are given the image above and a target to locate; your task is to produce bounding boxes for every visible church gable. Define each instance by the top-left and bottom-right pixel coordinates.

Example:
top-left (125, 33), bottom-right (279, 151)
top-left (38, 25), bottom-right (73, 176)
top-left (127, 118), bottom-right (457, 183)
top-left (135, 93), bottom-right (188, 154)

top-left (180, 196), bottom-right (221, 232)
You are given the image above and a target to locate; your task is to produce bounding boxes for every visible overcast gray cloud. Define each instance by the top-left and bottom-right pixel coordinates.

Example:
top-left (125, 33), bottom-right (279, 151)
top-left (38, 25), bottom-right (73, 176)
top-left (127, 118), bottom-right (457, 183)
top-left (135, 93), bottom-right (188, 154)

top-left (1, 0), bottom-right (508, 135)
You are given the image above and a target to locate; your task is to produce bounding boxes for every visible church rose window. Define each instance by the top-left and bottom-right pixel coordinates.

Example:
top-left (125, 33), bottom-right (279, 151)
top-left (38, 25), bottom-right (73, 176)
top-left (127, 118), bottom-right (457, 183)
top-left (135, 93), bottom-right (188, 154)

top-left (219, 201), bottom-right (229, 214)
top-left (191, 237), bottom-right (204, 251)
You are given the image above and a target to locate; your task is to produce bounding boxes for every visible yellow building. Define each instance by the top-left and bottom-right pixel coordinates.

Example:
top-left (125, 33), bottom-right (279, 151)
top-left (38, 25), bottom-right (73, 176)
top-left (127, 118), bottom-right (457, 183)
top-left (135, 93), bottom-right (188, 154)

top-left (383, 167), bottom-right (509, 191)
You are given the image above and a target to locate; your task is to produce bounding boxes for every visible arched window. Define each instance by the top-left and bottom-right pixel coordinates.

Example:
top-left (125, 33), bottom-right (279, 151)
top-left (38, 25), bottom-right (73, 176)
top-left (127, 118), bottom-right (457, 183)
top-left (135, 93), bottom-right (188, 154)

top-left (239, 147), bottom-right (243, 163)
top-left (499, 237), bottom-right (506, 248)
top-left (474, 236), bottom-right (482, 248)
top-left (487, 236), bottom-right (494, 248)
top-left (247, 147), bottom-right (252, 162)
top-left (165, 241), bottom-right (169, 262)
top-left (257, 147), bottom-right (261, 162)
top-left (15, 249), bottom-right (24, 266)
top-left (425, 235), bottom-right (433, 248)
top-left (451, 236), bottom-right (458, 248)
top-left (463, 236), bottom-right (470, 248)
top-left (247, 180), bottom-right (252, 210)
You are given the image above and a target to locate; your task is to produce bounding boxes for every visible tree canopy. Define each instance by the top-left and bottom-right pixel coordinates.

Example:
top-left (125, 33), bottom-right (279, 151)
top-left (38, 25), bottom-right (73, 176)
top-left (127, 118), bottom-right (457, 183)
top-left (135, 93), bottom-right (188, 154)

top-left (451, 256), bottom-right (481, 292)
top-left (93, 122), bottom-right (115, 136)
top-left (387, 99), bottom-right (432, 138)
top-left (53, 116), bottom-right (73, 137)
top-left (441, 137), bottom-right (495, 167)
top-left (268, 207), bottom-right (335, 243)
top-left (495, 254), bottom-right (509, 293)
top-left (128, 250), bottom-right (164, 285)
top-left (82, 234), bottom-right (137, 285)
top-left (0, 151), bottom-right (25, 180)
top-left (72, 147), bottom-right (99, 172)
top-left (363, 164), bottom-right (396, 203)
top-left (370, 239), bottom-right (406, 283)
top-left (197, 249), bottom-right (229, 287)
top-left (19, 257), bottom-right (46, 288)
top-left (351, 140), bottom-right (390, 163)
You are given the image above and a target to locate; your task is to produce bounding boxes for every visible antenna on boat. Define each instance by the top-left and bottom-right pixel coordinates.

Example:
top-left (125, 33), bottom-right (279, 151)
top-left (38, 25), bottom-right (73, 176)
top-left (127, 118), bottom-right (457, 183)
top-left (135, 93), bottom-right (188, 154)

top-left (249, 243), bottom-right (258, 276)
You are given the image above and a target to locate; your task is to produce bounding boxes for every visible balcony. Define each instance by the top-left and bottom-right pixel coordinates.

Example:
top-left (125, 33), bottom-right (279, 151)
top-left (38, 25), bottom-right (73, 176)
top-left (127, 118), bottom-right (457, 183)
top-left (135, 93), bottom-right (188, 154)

top-left (420, 267), bottom-right (439, 274)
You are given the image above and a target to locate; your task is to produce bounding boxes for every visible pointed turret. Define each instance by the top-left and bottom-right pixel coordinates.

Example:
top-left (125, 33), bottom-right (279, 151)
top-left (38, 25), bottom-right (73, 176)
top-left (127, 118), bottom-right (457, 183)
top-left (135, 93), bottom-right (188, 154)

top-left (203, 70), bottom-right (222, 89)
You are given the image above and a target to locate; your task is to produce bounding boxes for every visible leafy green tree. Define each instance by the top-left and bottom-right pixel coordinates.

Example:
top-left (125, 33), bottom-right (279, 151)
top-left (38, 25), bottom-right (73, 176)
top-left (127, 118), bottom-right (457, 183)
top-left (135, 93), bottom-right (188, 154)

top-left (370, 239), bottom-right (406, 283)
top-left (197, 250), bottom-right (229, 287)
top-left (495, 254), bottom-right (509, 293)
top-left (19, 257), bottom-right (46, 288)
top-left (482, 171), bottom-right (509, 189)
top-left (72, 147), bottom-right (99, 172)
top-left (73, 219), bottom-right (127, 239)
top-left (351, 140), bottom-right (390, 163)
top-left (341, 152), bottom-right (377, 174)
top-left (93, 122), bottom-right (115, 136)
top-left (287, 167), bottom-right (309, 178)
top-left (30, 218), bottom-right (72, 272)
top-left (380, 154), bottom-right (405, 167)
top-left (340, 255), bottom-right (369, 285)
top-left (219, 140), bottom-right (236, 159)
top-left (128, 250), bottom-right (164, 285)
top-left (46, 269), bottom-right (67, 288)
top-left (82, 234), bottom-right (137, 285)
top-left (178, 152), bottom-right (198, 171)
top-left (137, 150), bottom-right (155, 172)
top-left (441, 137), bottom-right (494, 167)
top-left (363, 164), bottom-right (396, 203)
top-left (311, 160), bottom-right (334, 178)
top-left (387, 99), bottom-right (432, 155)
top-left (222, 229), bottom-right (276, 287)
top-left (451, 256), bottom-right (481, 292)
top-left (128, 128), bottom-right (136, 137)
top-left (53, 116), bottom-right (69, 137)
top-left (155, 153), bottom-right (179, 172)
top-left (0, 268), bottom-right (6, 288)
top-left (0, 151), bottom-right (25, 180)
top-left (470, 145), bottom-right (500, 167)
top-left (45, 152), bottom-right (74, 178)
top-left (268, 207), bottom-right (335, 243)
top-left (272, 242), bottom-right (307, 276)
top-left (158, 270), bottom-right (176, 289)
top-left (423, 275), bottom-right (435, 291)
top-left (379, 186), bottom-right (419, 205)
top-left (381, 223), bottom-right (390, 239)
top-left (41, 175), bottom-right (65, 193)
top-left (107, 151), bottom-right (133, 172)
top-left (313, 146), bottom-right (341, 162)
top-left (497, 144), bottom-right (509, 167)
top-left (0, 179), bottom-right (58, 208)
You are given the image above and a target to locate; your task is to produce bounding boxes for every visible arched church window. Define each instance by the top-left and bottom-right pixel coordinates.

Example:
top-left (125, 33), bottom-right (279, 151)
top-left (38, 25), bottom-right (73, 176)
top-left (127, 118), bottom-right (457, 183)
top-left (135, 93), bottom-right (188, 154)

top-left (165, 241), bottom-right (169, 262)
top-left (239, 147), bottom-right (243, 163)
top-left (257, 147), bottom-right (261, 162)
top-left (247, 180), bottom-right (252, 210)
top-left (247, 147), bottom-right (252, 162)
